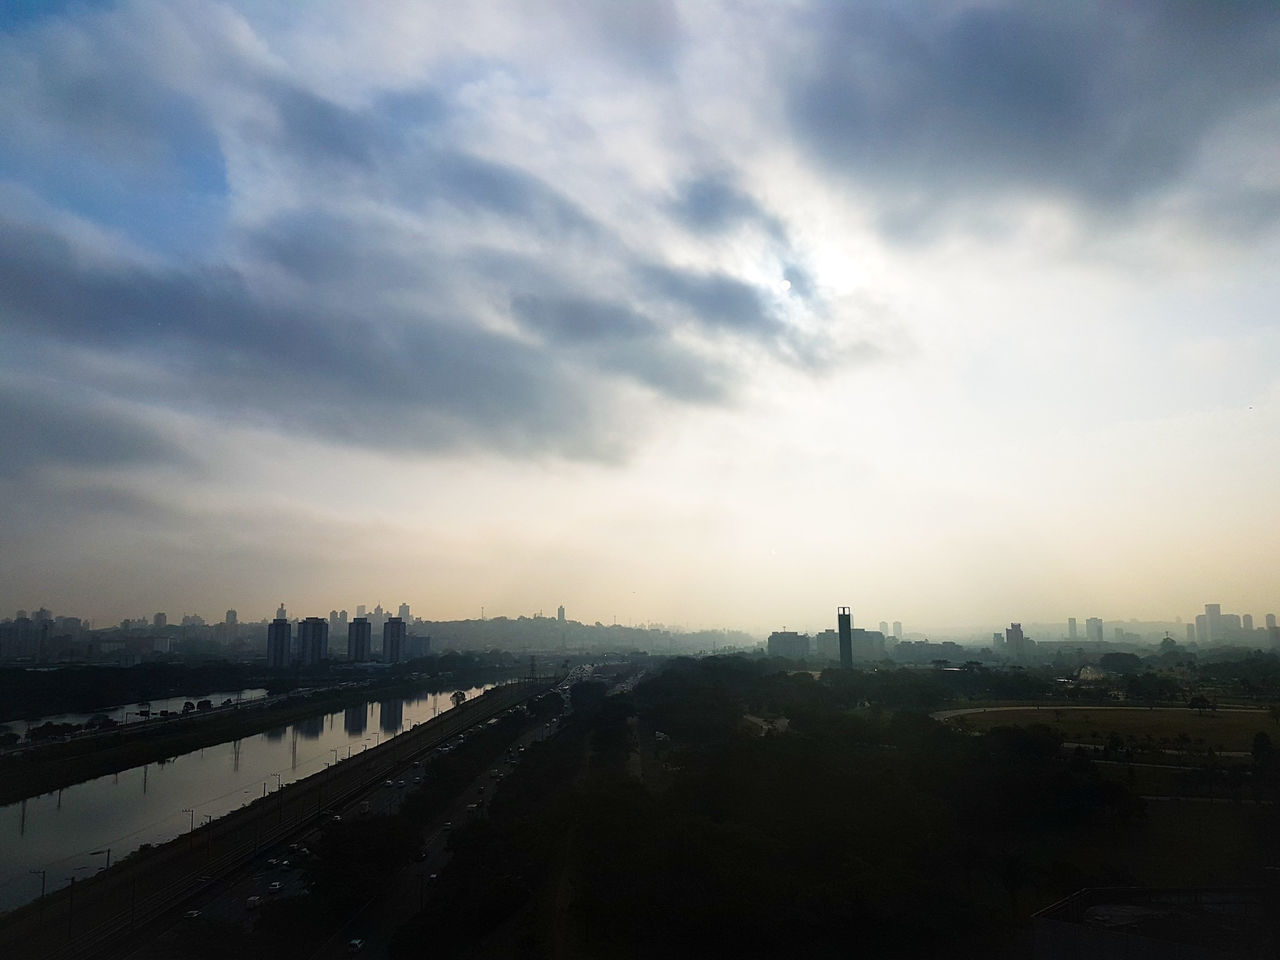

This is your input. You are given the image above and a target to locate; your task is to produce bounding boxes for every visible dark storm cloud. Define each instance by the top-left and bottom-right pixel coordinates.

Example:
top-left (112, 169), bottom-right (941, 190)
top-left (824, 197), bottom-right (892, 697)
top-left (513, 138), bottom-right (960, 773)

top-left (789, 1), bottom-right (1280, 233)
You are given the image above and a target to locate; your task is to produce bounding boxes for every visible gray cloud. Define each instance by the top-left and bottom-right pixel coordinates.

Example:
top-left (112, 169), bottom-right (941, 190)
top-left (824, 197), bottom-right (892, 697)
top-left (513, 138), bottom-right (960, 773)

top-left (0, 380), bottom-right (183, 480)
top-left (788, 1), bottom-right (1280, 234)
top-left (669, 175), bottom-right (782, 238)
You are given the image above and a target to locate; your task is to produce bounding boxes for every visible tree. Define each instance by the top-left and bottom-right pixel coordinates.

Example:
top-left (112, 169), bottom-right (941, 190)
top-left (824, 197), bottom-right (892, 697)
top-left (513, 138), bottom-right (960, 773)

top-left (450, 690), bottom-right (467, 708)
top-left (1269, 704), bottom-right (1280, 727)
top-left (1188, 695), bottom-right (1211, 715)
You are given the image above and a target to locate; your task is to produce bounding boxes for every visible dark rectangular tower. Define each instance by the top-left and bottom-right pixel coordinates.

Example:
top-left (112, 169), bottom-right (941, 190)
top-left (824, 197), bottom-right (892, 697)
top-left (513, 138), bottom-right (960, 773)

top-left (838, 606), bottom-right (852, 669)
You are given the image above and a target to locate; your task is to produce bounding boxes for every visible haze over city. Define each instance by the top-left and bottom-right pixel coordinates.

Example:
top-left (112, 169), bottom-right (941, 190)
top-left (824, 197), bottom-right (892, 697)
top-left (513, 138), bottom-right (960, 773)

top-left (3, 2), bottom-right (1279, 634)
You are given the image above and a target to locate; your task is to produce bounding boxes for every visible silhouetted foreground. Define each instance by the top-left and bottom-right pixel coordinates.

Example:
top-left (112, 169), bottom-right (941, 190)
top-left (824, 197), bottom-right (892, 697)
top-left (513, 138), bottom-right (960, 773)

top-left (381, 658), bottom-right (1240, 959)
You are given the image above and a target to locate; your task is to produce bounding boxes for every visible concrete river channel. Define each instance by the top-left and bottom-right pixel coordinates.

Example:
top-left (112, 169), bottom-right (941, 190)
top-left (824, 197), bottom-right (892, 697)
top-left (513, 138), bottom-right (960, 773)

top-left (0, 682), bottom-right (500, 914)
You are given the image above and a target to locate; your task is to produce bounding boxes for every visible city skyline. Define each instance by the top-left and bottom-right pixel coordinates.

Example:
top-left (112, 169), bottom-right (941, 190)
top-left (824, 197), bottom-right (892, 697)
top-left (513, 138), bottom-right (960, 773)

top-left (8, 597), bottom-right (1279, 646)
top-left (3, 4), bottom-right (1279, 633)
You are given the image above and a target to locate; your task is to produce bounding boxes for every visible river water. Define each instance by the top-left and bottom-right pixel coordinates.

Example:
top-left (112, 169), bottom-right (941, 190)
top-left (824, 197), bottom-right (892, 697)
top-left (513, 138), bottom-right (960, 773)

top-left (2, 688), bottom-right (270, 733)
top-left (0, 682), bottom-right (498, 914)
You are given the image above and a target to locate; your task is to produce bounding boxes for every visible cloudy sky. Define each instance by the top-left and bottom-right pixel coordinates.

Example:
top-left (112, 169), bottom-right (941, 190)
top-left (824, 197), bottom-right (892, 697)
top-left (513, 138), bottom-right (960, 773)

top-left (3, 1), bottom-right (1279, 636)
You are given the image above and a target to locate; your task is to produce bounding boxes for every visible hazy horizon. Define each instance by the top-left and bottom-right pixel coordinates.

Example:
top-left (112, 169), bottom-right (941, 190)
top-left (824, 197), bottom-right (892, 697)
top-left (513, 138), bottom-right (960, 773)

top-left (3, 3), bottom-right (1279, 636)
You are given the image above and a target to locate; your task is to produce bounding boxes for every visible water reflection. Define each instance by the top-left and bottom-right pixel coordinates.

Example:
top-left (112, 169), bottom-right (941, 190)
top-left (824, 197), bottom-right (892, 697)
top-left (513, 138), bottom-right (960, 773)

top-left (296, 716), bottom-right (324, 740)
top-left (344, 706), bottom-right (366, 737)
top-left (0, 682), bottom-right (500, 913)
top-left (379, 700), bottom-right (403, 734)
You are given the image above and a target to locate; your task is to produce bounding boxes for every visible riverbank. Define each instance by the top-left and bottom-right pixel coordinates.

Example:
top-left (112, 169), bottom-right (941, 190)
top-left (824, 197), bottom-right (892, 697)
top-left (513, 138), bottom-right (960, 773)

top-left (0, 673), bottom-right (520, 805)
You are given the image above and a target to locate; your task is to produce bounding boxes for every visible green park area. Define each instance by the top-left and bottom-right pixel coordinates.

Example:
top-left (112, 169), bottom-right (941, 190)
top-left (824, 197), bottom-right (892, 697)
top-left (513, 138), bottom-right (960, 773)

top-left (950, 706), bottom-right (1276, 755)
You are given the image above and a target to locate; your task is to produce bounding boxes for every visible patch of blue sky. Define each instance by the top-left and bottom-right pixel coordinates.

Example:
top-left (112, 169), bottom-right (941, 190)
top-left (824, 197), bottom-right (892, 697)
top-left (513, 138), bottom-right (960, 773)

top-left (0, 0), bottom-right (113, 34)
top-left (1, 106), bottom-right (227, 258)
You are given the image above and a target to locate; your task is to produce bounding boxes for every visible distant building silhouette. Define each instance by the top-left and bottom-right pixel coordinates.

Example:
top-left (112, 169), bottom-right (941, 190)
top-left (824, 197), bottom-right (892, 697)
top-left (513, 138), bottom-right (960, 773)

top-left (276, 602), bottom-right (287, 621)
top-left (767, 630), bottom-right (810, 659)
top-left (1243, 614), bottom-right (1254, 633)
top-left (383, 617), bottom-right (405, 663)
top-left (398, 602), bottom-right (411, 622)
top-left (153, 612), bottom-right (167, 629)
top-left (267, 618), bottom-right (291, 669)
top-left (878, 620), bottom-right (889, 635)
top-left (557, 604), bottom-right (566, 622)
top-left (297, 617), bottom-right (328, 666)
top-left (1268, 614), bottom-right (1277, 630)
top-left (1186, 623), bottom-right (1196, 643)
top-left (1006, 622), bottom-right (1028, 660)
top-left (1068, 617), bottom-right (1077, 641)
top-left (892, 620), bottom-right (903, 640)
top-left (348, 617), bottom-right (371, 662)
top-left (1086, 617), bottom-right (1104, 645)
top-left (848, 628), bottom-right (886, 661)
top-left (838, 607), bottom-right (852, 669)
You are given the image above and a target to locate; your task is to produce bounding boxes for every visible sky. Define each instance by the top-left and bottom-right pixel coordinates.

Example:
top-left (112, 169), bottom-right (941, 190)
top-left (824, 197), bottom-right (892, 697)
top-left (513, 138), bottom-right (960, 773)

top-left (2, 1), bottom-right (1280, 637)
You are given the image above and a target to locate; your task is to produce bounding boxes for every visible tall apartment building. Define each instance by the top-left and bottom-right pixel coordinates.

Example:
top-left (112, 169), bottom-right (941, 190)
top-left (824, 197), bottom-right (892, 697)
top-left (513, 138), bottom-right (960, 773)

top-left (297, 617), bottom-right (329, 666)
top-left (348, 617), bottom-right (371, 662)
top-left (383, 617), bottom-right (406, 663)
top-left (267, 618), bottom-right (291, 669)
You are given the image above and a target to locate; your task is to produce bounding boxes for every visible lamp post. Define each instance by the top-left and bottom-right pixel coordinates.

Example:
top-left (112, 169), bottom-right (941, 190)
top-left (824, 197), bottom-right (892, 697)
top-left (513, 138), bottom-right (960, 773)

top-left (89, 847), bottom-right (111, 870)
top-left (182, 807), bottom-right (195, 833)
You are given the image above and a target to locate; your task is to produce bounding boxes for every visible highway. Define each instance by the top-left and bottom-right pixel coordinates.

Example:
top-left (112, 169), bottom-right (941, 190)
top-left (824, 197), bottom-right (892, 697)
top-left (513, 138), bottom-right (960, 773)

top-left (0, 679), bottom-right (556, 960)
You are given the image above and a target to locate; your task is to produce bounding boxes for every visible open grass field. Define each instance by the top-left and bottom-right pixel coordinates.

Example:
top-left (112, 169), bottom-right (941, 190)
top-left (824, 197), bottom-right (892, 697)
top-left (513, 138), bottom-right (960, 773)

top-left (950, 706), bottom-right (1275, 754)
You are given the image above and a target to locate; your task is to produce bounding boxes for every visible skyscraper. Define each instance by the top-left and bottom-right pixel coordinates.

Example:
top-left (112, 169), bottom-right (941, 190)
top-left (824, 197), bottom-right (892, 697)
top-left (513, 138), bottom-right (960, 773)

top-left (267, 618), bottom-right (291, 669)
top-left (837, 607), bottom-right (852, 670)
top-left (1243, 614), bottom-right (1254, 632)
top-left (879, 620), bottom-right (889, 635)
top-left (1204, 603), bottom-right (1222, 644)
top-left (1005, 622), bottom-right (1027, 660)
top-left (348, 617), bottom-right (371, 662)
top-left (1268, 614), bottom-right (1278, 630)
top-left (557, 604), bottom-right (566, 622)
top-left (297, 617), bottom-right (329, 666)
top-left (153, 612), bottom-right (167, 629)
top-left (383, 617), bottom-right (405, 663)
top-left (276, 602), bottom-right (287, 621)
top-left (225, 609), bottom-right (237, 627)
top-left (1068, 617), bottom-right (1077, 641)
top-left (892, 621), bottom-right (903, 640)
top-left (398, 603), bottom-right (411, 622)
top-left (1086, 617), bottom-right (1104, 644)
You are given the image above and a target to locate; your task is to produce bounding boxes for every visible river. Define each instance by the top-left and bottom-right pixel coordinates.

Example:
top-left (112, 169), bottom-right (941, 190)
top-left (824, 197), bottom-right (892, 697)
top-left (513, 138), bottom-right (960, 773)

top-left (0, 682), bottom-right (498, 914)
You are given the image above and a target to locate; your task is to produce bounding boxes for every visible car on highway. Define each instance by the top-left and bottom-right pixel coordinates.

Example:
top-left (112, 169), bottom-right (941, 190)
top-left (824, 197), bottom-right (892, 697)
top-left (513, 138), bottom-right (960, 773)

top-left (183, 909), bottom-right (201, 919)
top-left (268, 881), bottom-right (283, 893)
top-left (346, 938), bottom-right (365, 953)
